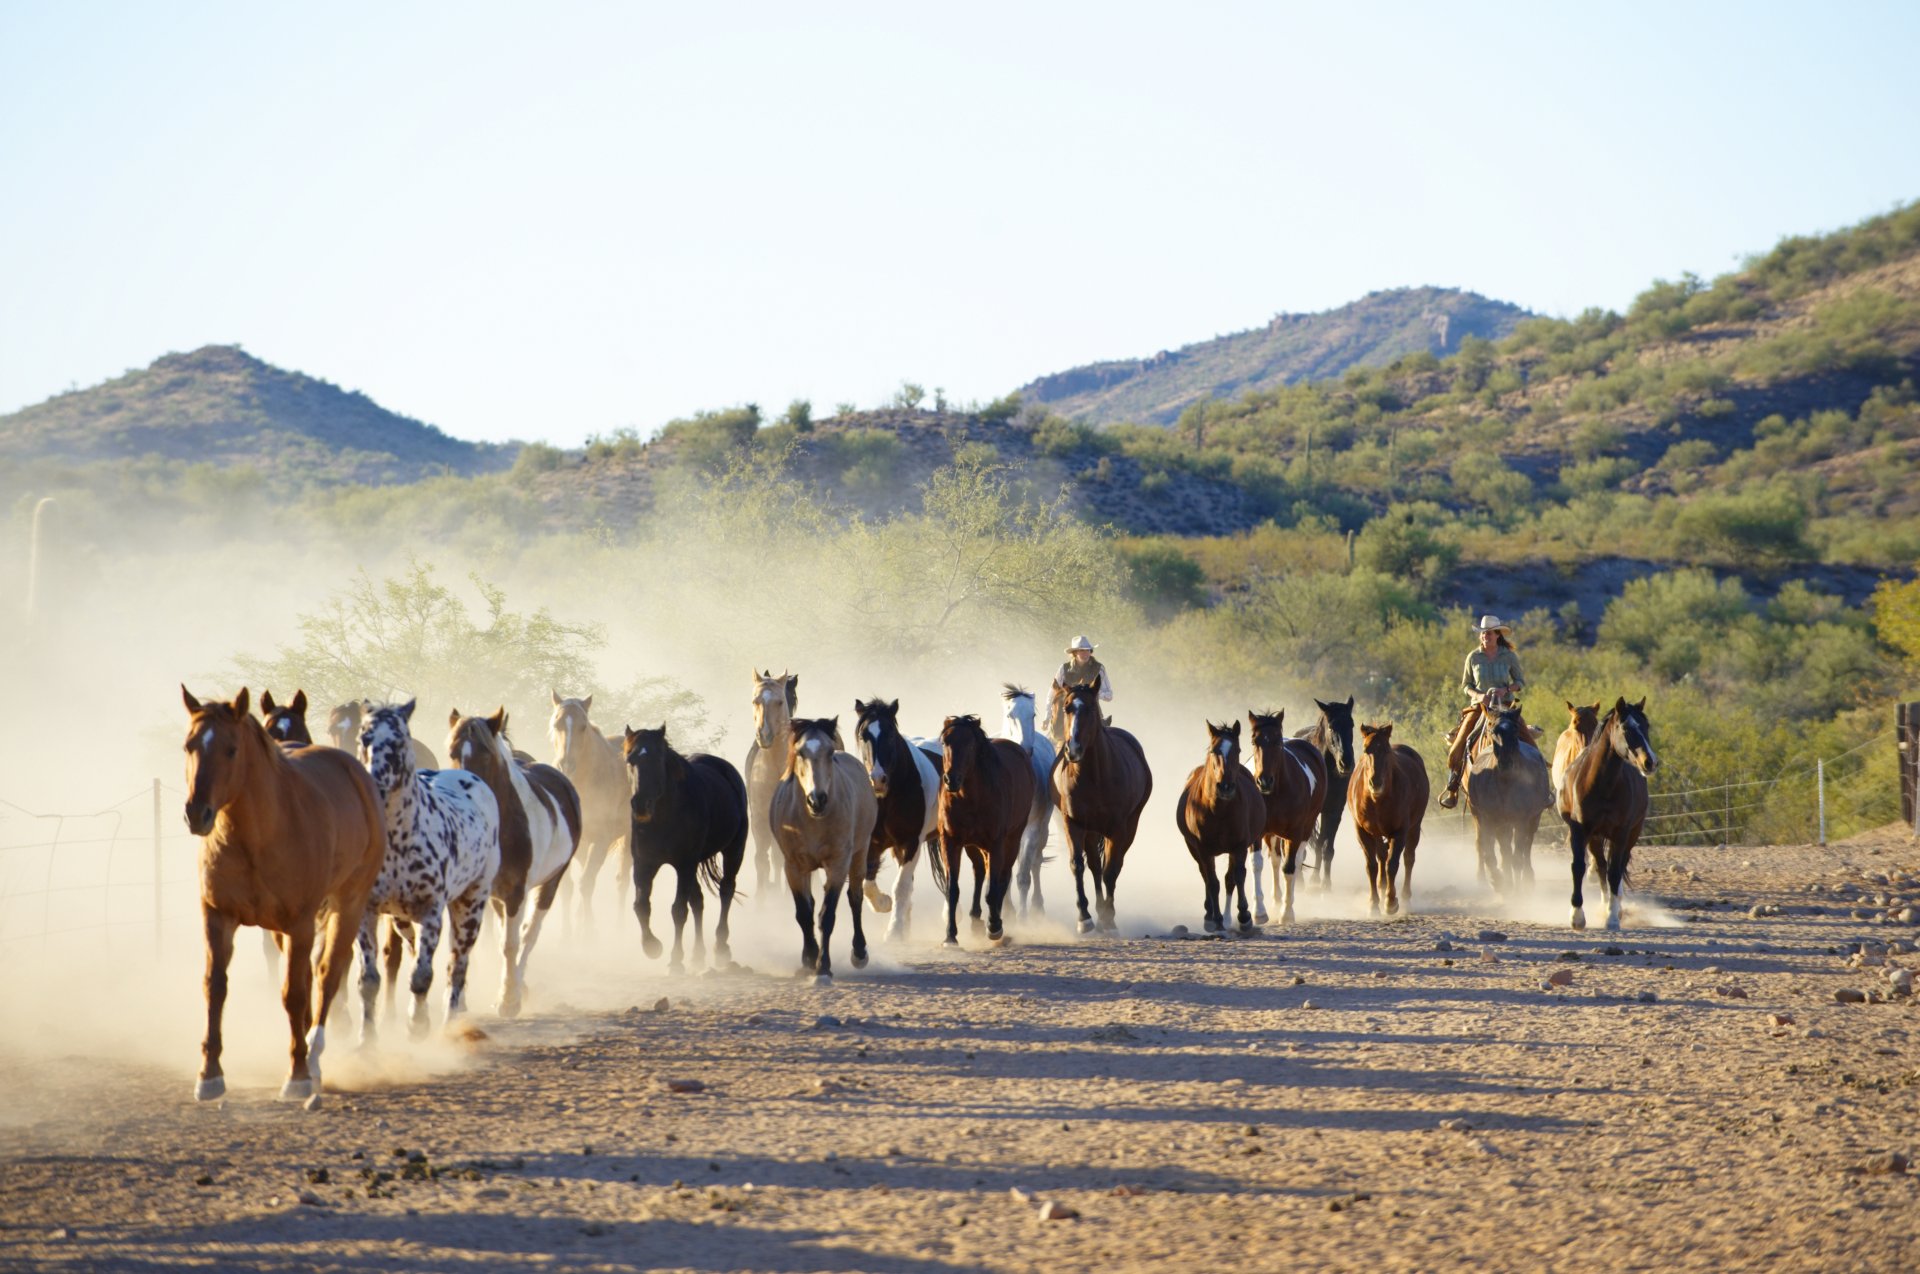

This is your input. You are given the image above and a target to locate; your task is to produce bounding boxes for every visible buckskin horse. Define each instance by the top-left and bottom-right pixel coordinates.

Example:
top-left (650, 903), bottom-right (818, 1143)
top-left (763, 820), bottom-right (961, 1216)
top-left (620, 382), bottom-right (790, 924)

top-left (1292, 696), bottom-right (1355, 890)
top-left (1559, 697), bottom-right (1658, 931)
top-left (1051, 677), bottom-right (1153, 935)
top-left (932, 714), bottom-right (1036, 946)
top-left (623, 723), bottom-right (749, 972)
top-left (1463, 704), bottom-right (1553, 894)
top-left (1176, 720), bottom-right (1265, 934)
top-left (770, 718), bottom-right (876, 984)
top-left (1347, 723), bottom-right (1430, 916)
top-left (547, 692), bottom-right (631, 926)
top-left (853, 697), bottom-right (941, 941)
top-left (180, 686), bottom-right (385, 1103)
top-left (744, 671), bottom-right (800, 898)
top-left (1244, 709), bottom-right (1328, 926)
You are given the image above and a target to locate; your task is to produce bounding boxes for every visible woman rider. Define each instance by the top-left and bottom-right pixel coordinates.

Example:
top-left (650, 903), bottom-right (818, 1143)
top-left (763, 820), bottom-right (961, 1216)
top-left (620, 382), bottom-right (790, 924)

top-left (1438, 614), bottom-right (1525, 809)
top-left (1047, 635), bottom-right (1115, 740)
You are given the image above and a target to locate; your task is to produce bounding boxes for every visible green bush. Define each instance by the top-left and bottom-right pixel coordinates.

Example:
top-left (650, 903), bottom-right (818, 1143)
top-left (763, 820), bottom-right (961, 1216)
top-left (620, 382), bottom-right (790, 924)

top-left (1120, 542), bottom-right (1208, 617)
top-left (1354, 503), bottom-right (1459, 594)
top-left (1672, 486), bottom-right (1812, 566)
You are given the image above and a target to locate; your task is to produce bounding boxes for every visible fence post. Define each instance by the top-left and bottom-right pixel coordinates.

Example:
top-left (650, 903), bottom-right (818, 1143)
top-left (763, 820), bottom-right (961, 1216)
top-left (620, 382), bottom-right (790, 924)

top-left (152, 778), bottom-right (162, 956)
top-left (1816, 759), bottom-right (1826, 847)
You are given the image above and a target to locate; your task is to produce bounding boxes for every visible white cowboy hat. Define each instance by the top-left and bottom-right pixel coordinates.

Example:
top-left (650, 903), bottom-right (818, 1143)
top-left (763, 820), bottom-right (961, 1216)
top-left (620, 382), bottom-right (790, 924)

top-left (1472, 615), bottom-right (1512, 634)
top-left (1066, 635), bottom-right (1097, 653)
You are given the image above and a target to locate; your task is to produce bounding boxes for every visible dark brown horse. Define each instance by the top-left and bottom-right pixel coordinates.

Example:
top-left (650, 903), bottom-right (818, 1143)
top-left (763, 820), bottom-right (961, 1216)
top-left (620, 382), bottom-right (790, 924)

top-left (1346, 723), bottom-right (1430, 916)
top-left (625, 724), bottom-right (750, 971)
top-left (548, 692), bottom-right (631, 925)
top-left (1245, 709), bottom-right (1328, 926)
top-left (1559, 697), bottom-right (1658, 931)
top-left (1463, 705), bottom-right (1553, 893)
top-left (1050, 677), bottom-right (1153, 935)
top-left (1176, 721), bottom-right (1265, 933)
top-left (932, 715), bottom-right (1035, 946)
top-left (853, 697), bottom-right (941, 940)
top-left (181, 687), bottom-right (386, 1103)
top-left (259, 689), bottom-right (312, 746)
top-left (1292, 696), bottom-right (1355, 889)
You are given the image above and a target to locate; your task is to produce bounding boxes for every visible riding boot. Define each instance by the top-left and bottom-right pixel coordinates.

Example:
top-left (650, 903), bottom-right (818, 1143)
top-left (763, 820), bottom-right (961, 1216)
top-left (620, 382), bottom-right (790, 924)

top-left (1438, 769), bottom-right (1462, 809)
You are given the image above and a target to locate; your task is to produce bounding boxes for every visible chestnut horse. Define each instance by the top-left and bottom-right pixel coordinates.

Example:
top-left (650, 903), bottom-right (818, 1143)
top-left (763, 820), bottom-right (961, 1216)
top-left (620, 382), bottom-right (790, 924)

top-left (1245, 709), bottom-right (1328, 926)
top-left (623, 724), bottom-right (749, 972)
top-left (180, 687), bottom-right (385, 1103)
top-left (1292, 696), bottom-right (1355, 889)
top-left (1559, 697), bottom-right (1658, 930)
top-left (744, 671), bottom-right (800, 898)
top-left (932, 715), bottom-right (1036, 946)
top-left (1347, 723), bottom-right (1430, 916)
top-left (853, 697), bottom-right (941, 940)
top-left (1175, 721), bottom-right (1265, 934)
top-left (1051, 678), bottom-right (1153, 934)
top-left (770, 718), bottom-right (876, 984)
top-left (548, 692), bottom-right (631, 925)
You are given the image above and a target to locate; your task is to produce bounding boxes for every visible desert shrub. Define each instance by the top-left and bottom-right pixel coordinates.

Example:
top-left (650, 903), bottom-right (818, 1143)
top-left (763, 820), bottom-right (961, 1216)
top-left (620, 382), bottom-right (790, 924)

top-left (830, 428), bottom-right (904, 490)
top-left (1120, 541), bottom-right (1208, 618)
top-left (660, 406), bottom-right (761, 472)
top-left (1354, 503), bottom-right (1459, 593)
top-left (1672, 486), bottom-right (1811, 566)
top-left (1559, 456), bottom-right (1637, 496)
top-left (510, 441), bottom-right (566, 479)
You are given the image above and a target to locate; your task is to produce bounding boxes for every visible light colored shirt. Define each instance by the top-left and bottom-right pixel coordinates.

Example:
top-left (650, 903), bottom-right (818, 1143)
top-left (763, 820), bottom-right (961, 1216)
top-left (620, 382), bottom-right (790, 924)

top-left (1462, 647), bottom-right (1524, 698)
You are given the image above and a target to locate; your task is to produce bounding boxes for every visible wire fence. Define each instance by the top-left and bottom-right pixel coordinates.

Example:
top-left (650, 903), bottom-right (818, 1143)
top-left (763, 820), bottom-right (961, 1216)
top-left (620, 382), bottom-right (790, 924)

top-left (1637, 727), bottom-right (1900, 848)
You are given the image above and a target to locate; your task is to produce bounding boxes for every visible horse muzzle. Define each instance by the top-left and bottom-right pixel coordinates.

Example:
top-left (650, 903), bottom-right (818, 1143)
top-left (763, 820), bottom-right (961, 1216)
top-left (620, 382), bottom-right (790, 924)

top-left (869, 771), bottom-right (890, 798)
top-left (942, 776), bottom-right (961, 794)
top-left (1064, 743), bottom-right (1083, 764)
top-left (183, 802), bottom-right (215, 836)
top-left (1255, 775), bottom-right (1274, 796)
top-left (630, 798), bottom-right (657, 824)
top-left (1635, 749), bottom-right (1660, 775)
top-left (805, 792), bottom-right (829, 816)
top-left (1219, 783), bottom-right (1238, 800)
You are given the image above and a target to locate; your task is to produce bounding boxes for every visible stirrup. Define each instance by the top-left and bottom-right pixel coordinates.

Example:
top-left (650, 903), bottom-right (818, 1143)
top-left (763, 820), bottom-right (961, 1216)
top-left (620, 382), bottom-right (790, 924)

top-left (1437, 785), bottom-right (1460, 810)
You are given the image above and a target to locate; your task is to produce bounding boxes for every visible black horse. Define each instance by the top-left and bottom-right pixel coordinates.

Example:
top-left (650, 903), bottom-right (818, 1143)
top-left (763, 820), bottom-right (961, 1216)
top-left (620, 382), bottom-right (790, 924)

top-left (623, 725), bottom-right (749, 972)
top-left (1463, 705), bottom-right (1553, 893)
top-left (1292, 696), bottom-right (1355, 889)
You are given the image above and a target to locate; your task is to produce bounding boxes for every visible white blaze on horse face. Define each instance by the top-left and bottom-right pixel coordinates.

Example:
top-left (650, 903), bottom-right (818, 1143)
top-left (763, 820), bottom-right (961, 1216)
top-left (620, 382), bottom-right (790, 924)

top-left (198, 727), bottom-right (216, 751)
top-left (1215, 737), bottom-right (1232, 760)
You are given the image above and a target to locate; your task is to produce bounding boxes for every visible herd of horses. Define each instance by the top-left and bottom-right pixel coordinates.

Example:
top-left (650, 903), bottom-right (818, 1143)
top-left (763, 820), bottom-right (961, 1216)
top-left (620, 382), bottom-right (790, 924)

top-left (176, 674), bottom-right (1659, 1104)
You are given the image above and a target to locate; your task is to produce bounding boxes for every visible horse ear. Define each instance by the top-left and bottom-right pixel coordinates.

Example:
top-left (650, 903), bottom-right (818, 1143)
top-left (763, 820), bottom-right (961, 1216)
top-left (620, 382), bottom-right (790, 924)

top-left (786, 676), bottom-right (799, 712)
top-left (1091, 674), bottom-right (1103, 694)
top-left (854, 699), bottom-right (869, 715)
top-left (581, 695), bottom-right (592, 714)
top-left (1345, 695), bottom-right (1355, 709)
top-left (182, 685), bottom-right (201, 713)
top-left (398, 698), bottom-right (415, 723)
top-left (1565, 699), bottom-right (1576, 713)
top-left (1589, 700), bottom-right (1603, 714)
top-left (552, 688), bottom-right (563, 707)
top-left (1613, 696), bottom-right (1629, 715)
top-left (261, 689), bottom-right (278, 714)
top-left (449, 708), bottom-right (461, 728)
top-left (887, 699), bottom-right (899, 716)
top-left (624, 725), bottom-right (637, 741)
top-left (234, 687), bottom-right (250, 717)
top-left (1378, 723), bottom-right (1393, 741)
top-left (489, 707), bottom-right (508, 734)
top-left (291, 690), bottom-right (306, 716)
top-left (1230, 719), bottom-right (1242, 737)
top-left (1631, 697), bottom-right (1646, 713)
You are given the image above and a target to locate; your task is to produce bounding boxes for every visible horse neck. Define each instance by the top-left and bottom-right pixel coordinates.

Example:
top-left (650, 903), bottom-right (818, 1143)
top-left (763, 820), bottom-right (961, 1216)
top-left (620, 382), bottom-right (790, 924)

top-left (1572, 719), bottom-right (1626, 795)
top-left (222, 726), bottom-right (296, 846)
top-left (1004, 705), bottom-right (1035, 746)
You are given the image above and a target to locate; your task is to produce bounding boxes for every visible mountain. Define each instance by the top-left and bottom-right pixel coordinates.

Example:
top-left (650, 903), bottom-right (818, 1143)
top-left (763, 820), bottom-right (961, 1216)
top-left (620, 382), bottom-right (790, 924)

top-left (1019, 286), bottom-right (1530, 425)
top-left (0, 345), bottom-right (514, 487)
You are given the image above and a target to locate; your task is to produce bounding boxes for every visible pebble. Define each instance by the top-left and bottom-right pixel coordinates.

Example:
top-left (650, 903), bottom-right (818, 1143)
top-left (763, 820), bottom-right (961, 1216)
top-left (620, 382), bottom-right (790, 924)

top-left (1301, 999), bottom-right (1321, 1010)
top-left (1009, 1187), bottom-right (1033, 1205)
top-left (1477, 930), bottom-right (1508, 943)
top-left (1545, 969), bottom-right (1574, 988)
top-left (1038, 1200), bottom-right (1080, 1221)
top-left (812, 1015), bottom-right (843, 1029)
top-left (1834, 988), bottom-right (1868, 1005)
top-left (1901, 908), bottom-right (1919, 925)
top-left (652, 996), bottom-right (671, 1013)
top-left (1715, 986), bottom-right (1749, 1000)
top-left (1479, 950), bottom-right (1499, 965)
top-left (1110, 1184), bottom-right (1146, 1197)
top-left (665, 1078), bottom-right (708, 1093)
top-left (305, 1167), bottom-right (330, 1184)
top-left (1171, 925), bottom-right (1189, 937)
top-left (1434, 939), bottom-right (1454, 952)
top-left (1888, 969), bottom-right (1913, 997)
top-left (1438, 1118), bottom-right (1473, 1132)
top-left (46, 1228), bottom-right (69, 1241)
top-left (1291, 975), bottom-right (1307, 986)
top-left (297, 1190), bottom-right (325, 1207)
top-left (1637, 990), bottom-right (1657, 1003)
top-left (1857, 1151), bottom-right (1911, 1176)
top-left (1769, 1013), bottom-right (1796, 1027)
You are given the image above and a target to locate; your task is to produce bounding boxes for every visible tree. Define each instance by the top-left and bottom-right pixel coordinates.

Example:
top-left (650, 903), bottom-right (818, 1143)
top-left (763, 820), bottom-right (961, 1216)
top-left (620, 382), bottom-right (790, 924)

top-left (780, 398), bottom-right (813, 433)
top-left (892, 381), bottom-right (927, 410)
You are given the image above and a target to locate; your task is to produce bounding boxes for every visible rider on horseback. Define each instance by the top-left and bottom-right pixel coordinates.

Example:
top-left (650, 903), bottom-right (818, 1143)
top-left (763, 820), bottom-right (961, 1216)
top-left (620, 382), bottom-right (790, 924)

top-left (1438, 614), bottom-right (1526, 809)
top-left (1047, 635), bottom-right (1114, 741)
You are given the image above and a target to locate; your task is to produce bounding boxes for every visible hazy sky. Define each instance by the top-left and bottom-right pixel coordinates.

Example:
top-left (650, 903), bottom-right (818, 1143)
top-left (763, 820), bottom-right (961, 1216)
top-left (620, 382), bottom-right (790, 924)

top-left (3, 2), bottom-right (1916, 445)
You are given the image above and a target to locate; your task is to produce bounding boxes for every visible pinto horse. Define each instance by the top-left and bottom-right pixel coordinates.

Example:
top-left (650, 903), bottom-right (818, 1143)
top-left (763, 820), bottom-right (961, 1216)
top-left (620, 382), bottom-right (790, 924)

top-left (853, 698), bottom-right (940, 940)
top-left (548, 692), bottom-right (632, 925)
top-left (932, 715), bottom-right (1036, 946)
top-left (1347, 723), bottom-right (1430, 916)
top-left (1559, 697), bottom-right (1658, 931)
top-left (1291, 696), bottom-right (1355, 889)
top-left (180, 687), bottom-right (385, 1102)
top-left (999, 685), bottom-right (1056, 917)
top-left (744, 671), bottom-right (800, 898)
top-left (1051, 677), bottom-right (1153, 934)
top-left (770, 718), bottom-right (875, 984)
top-left (1176, 721), bottom-right (1265, 934)
top-left (623, 724), bottom-right (749, 972)
top-left (1463, 705), bottom-right (1553, 893)
top-left (1245, 709), bottom-right (1328, 926)
top-left (449, 708), bottom-right (583, 1014)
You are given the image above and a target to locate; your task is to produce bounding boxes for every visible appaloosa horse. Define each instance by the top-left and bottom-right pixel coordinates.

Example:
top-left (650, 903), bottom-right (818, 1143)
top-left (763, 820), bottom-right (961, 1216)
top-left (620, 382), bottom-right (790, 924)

top-left (329, 700), bottom-right (438, 769)
top-left (1051, 678), bottom-right (1153, 934)
top-left (744, 671), bottom-right (799, 898)
top-left (1347, 723), bottom-right (1430, 916)
top-left (1245, 709), bottom-right (1328, 926)
top-left (1176, 721), bottom-right (1265, 934)
top-left (449, 708), bottom-right (582, 1014)
top-left (1560, 697), bottom-right (1658, 931)
top-left (853, 697), bottom-right (941, 941)
top-left (180, 687), bottom-right (385, 1103)
top-left (548, 691), bottom-right (631, 925)
top-left (770, 718), bottom-right (876, 984)
top-left (1292, 696), bottom-right (1355, 889)
top-left (933, 714), bottom-right (1036, 946)
top-left (1463, 705), bottom-right (1553, 893)
top-left (999, 685), bottom-right (1056, 917)
top-left (624, 724), bottom-right (749, 972)
top-left (355, 701), bottom-right (501, 1039)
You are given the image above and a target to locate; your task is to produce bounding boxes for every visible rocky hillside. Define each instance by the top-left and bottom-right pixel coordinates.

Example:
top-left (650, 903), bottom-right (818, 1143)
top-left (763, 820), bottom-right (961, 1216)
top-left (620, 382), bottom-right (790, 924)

top-left (1019, 286), bottom-right (1529, 424)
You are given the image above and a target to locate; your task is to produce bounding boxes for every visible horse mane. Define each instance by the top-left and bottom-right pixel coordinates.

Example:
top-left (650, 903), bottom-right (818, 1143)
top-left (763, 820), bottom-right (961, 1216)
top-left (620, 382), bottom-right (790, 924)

top-left (1001, 683), bottom-right (1031, 702)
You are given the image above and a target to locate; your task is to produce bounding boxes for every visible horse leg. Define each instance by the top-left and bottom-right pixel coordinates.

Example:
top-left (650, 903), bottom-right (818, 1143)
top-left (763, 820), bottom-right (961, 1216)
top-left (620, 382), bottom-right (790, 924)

top-left (310, 901), bottom-right (362, 1091)
top-left (667, 863), bottom-right (693, 975)
top-left (1399, 830), bottom-right (1418, 915)
top-left (1068, 823), bottom-right (1095, 935)
top-left (1229, 847), bottom-right (1252, 934)
top-left (847, 844), bottom-right (870, 970)
top-left (715, 834), bottom-right (745, 967)
top-left (1280, 838), bottom-right (1301, 927)
top-left (261, 927), bottom-right (281, 983)
top-left (886, 846), bottom-right (917, 943)
top-left (1194, 845), bottom-right (1222, 933)
top-left (380, 918), bottom-right (408, 1027)
top-left (355, 912), bottom-right (381, 1048)
top-left (789, 858), bottom-right (820, 973)
top-left (967, 847), bottom-right (987, 936)
top-left (1605, 836), bottom-right (1629, 931)
top-left (278, 918), bottom-right (318, 1100)
top-left (939, 837), bottom-right (964, 947)
top-left (572, 836), bottom-right (606, 928)
top-left (408, 907), bottom-right (445, 1038)
top-left (815, 878), bottom-right (843, 986)
top-left (1359, 833), bottom-right (1384, 915)
top-left (1098, 833), bottom-right (1130, 932)
top-left (985, 838), bottom-right (1015, 944)
top-left (445, 884), bottom-right (488, 1024)
top-left (1568, 824), bottom-right (1590, 930)
top-left (495, 896), bottom-right (525, 1018)
top-left (196, 907), bottom-right (237, 1101)
top-left (632, 852), bottom-right (666, 961)
top-left (1249, 842), bottom-right (1269, 926)
top-left (517, 874), bottom-right (565, 1000)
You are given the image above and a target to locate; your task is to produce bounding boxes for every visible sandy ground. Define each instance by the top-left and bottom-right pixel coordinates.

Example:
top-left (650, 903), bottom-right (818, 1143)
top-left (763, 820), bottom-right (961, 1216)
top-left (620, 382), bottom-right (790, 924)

top-left (1, 828), bottom-right (1916, 1274)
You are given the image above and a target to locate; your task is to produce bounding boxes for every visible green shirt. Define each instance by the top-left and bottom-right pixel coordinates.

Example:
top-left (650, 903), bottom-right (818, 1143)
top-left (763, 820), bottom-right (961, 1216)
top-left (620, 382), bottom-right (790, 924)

top-left (1462, 647), bottom-right (1524, 697)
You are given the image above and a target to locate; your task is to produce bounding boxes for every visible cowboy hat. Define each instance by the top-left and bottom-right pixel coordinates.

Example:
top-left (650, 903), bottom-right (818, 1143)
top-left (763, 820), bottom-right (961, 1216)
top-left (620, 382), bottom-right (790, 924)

top-left (1472, 615), bottom-right (1512, 634)
top-left (1066, 635), bottom-right (1097, 653)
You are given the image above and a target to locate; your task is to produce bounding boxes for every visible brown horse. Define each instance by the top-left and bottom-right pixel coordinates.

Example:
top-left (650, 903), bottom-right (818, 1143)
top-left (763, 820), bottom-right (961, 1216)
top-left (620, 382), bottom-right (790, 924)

top-left (932, 715), bottom-right (1036, 946)
top-left (1176, 721), bottom-right (1265, 934)
top-left (1051, 677), bottom-right (1153, 935)
top-left (180, 686), bottom-right (386, 1103)
top-left (548, 691), bottom-right (630, 925)
top-left (1552, 700), bottom-right (1601, 799)
top-left (259, 688), bottom-right (312, 746)
top-left (769, 717), bottom-right (875, 984)
top-left (1346, 723), bottom-right (1430, 916)
top-left (744, 671), bottom-right (800, 898)
top-left (1559, 697), bottom-right (1658, 931)
top-left (1245, 710), bottom-right (1328, 926)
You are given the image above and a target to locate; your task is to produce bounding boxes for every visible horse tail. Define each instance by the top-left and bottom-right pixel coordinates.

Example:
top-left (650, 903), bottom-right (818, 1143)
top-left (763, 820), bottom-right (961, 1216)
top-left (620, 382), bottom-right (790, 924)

top-left (698, 850), bottom-right (728, 898)
top-left (926, 835), bottom-right (950, 894)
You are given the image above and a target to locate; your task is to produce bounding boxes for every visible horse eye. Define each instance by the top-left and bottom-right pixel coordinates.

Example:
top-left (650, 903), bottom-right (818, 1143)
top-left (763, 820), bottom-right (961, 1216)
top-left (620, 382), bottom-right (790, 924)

top-left (225, 746), bottom-right (237, 759)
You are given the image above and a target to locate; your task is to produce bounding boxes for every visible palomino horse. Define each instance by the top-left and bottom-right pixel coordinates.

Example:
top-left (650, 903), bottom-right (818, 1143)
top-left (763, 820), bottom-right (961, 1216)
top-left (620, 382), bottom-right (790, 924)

top-left (1347, 723), bottom-right (1430, 916)
top-left (1051, 677), bottom-right (1153, 934)
top-left (355, 701), bottom-right (501, 1039)
top-left (448, 708), bottom-right (583, 1015)
top-left (1559, 697), bottom-right (1658, 930)
top-left (999, 685), bottom-right (1056, 917)
top-left (180, 687), bottom-right (385, 1102)
top-left (1463, 705), bottom-right (1553, 893)
top-left (547, 692), bottom-right (631, 925)
top-left (770, 718), bottom-right (876, 984)
top-left (1552, 700), bottom-right (1602, 799)
top-left (744, 671), bottom-right (800, 898)
top-left (623, 724), bottom-right (749, 972)
top-left (328, 701), bottom-right (438, 769)
top-left (933, 714), bottom-right (1036, 946)
top-left (1245, 709), bottom-right (1328, 926)
top-left (853, 697), bottom-right (940, 941)
top-left (1292, 696), bottom-right (1355, 889)
top-left (1175, 721), bottom-right (1265, 934)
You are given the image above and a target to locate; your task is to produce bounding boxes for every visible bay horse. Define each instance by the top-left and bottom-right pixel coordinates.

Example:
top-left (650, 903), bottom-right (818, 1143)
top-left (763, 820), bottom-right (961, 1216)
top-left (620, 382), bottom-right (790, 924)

top-left (449, 708), bottom-right (583, 1013)
top-left (180, 686), bottom-right (385, 1102)
top-left (1051, 677), bottom-right (1153, 934)
top-left (1559, 697), bottom-right (1658, 930)
top-left (355, 701), bottom-right (501, 1039)
top-left (1463, 705), bottom-right (1553, 893)
top-left (770, 718), bottom-right (875, 984)
top-left (999, 685), bottom-right (1056, 916)
top-left (548, 692), bottom-right (632, 926)
top-left (623, 724), bottom-right (749, 972)
top-left (1175, 721), bottom-right (1265, 934)
top-left (933, 714), bottom-right (1036, 946)
top-left (328, 700), bottom-right (438, 769)
top-left (853, 697), bottom-right (940, 941)
top-left (1347, 723), bottom-right (1430, 916)
top-left (744, 671), bottom-right (799, 898)
top-left (1552, 700), bottom-right (1602, 799)
top-left (1291, 696), bottom-right (1355, 889)
top-left (1245, 709), bottom-right (1328, 926)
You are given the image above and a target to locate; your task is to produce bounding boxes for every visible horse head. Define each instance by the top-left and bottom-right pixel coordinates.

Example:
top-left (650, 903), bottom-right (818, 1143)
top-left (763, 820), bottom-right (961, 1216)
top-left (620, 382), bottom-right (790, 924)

top-left (1205, 720), bottom-right (1243, 800)
top-left (940, 714), bottom-right (990, 795)
top-left (357, 700), bottom-right (419, 794)
top-left (1610, 697), bottom-right (1659, 775)
top-left (754, 670), bottom-right (797, 750)
top-left (1062, 679), bottom-right (1106, 763)
top-left (259, 688), bottom-right (310, 747)
top-left (1488, 705), bottom-right (1525, 759)
top-left (549, 690), bottom-right (595, 775)
top-left (1566, 699), bottom-right (1601, 742)
top-left (181, 686), bottom-right (261, 836)
top-left (1246, 709), bottom-right (1286, 796)
top-left (1357, 722), bottom-right (1395, 797)
top-left (786, 717), bottom-right (838, 816)
top-left (623, 724), bottom-right (681, 823)
top-left (448, 707), bottom-right (509, 784)
top-left (854, 697), bottom-right (901, 797)
top-left (1000, 683), bottom-right (1035, 744)
top-left (1316, 696), bottom-right (1356, 776)
top-left (326, 701), bottom-right (363, 752)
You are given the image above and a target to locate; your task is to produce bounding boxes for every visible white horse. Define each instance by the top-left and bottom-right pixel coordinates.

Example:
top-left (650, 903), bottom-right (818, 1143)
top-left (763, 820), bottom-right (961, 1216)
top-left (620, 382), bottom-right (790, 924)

top-left (1000, 685), bottom-right (1056, 916)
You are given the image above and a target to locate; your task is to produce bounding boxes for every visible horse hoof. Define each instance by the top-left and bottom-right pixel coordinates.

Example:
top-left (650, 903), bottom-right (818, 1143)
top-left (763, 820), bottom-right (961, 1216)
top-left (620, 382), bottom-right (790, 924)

top-left (1254, 909), bottom-right (1269, 925)
top-left (991, 932), bottom-right (1012, 948)
top-left (851, 950), bottom-right (869, 969)
top-left (1570, 908), bottom-right (1587, 930)
top-left (942, 936), bottom-right (960, 948)
top-left (1281, 909), bottom-right (1296, 927)
top-left (1237, 921), bottom-right (1254, 935)
top-left (886, 923), bottom-right (908, 943)
top-left (863, 882), bottom-right (892, 913)
top-left (280, 1077), bottom-right (314, 1102)
top-left (642, 936), bottom-right (663, 959)
top-left (669, 961), bottom-right (686, 976)
top-left (1076, 918), bottom-right (1095, 935)
top-left (194, 1076), bottom-right (225, 1102)
top-left (970, 919), bottom-right (987, 935)
top-left (813, 973), bottom-right (834, 988)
